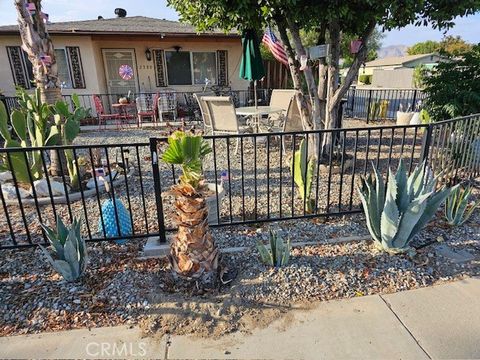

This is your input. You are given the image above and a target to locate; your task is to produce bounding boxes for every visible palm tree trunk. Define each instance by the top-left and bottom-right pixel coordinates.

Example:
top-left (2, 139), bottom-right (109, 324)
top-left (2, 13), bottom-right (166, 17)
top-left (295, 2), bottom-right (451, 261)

top-left (170, 183), bottom-right (219, 285)
top-left (15, 0), bottom-right (66, 176)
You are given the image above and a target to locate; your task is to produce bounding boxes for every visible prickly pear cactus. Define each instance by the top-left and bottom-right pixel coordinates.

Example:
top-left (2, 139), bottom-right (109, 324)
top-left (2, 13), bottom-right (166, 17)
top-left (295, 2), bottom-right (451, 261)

top-left (98, 197), bottom-right (132, 244)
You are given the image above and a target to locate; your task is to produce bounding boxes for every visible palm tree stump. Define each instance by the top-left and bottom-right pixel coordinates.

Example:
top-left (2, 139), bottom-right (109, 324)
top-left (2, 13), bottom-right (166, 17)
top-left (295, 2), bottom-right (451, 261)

top-left (170, 183), bottom-right (219, 284)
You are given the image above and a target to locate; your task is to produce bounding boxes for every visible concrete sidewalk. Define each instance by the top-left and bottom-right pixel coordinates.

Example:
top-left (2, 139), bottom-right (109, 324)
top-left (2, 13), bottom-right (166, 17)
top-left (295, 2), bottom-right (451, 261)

top-left (1, 278), bottom-right (479, 360)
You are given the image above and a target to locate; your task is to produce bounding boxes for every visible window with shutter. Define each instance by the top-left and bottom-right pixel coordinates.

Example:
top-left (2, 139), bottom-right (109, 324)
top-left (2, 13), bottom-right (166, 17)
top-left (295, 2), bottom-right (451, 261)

top-left (66, 46), bottom-right (86, 89)
top-left (6, 46), bottom-right (32, 89)
top-left (216, 50), bottom-right (228, 86)
top-left (153, 49), bottom-right (167, 87)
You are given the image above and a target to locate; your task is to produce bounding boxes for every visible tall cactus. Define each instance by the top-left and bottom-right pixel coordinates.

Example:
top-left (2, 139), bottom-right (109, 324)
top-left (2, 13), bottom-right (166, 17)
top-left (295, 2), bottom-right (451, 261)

top-left (51, 94), bottom-right (84, 190)
top-left (290, 138), bottom-right (315, 213)
top-left (358, 160), bottom-right (454, 253)
top-left (0, 90), bottom-right (59, 183)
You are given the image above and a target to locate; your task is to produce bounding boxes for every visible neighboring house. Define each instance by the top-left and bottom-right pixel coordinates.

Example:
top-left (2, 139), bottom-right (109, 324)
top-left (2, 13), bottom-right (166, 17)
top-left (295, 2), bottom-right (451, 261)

top-left (0, 15), bottom-right (247, 97)
top-left (358, 53), bottom-right (448, 88)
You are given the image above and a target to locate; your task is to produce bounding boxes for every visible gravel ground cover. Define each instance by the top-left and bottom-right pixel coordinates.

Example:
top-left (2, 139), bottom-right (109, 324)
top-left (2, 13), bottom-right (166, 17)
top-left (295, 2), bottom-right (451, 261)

top-left (1, 211), bottom-right (478, 337)
top-left (1, 118), bottom-right (478, 338)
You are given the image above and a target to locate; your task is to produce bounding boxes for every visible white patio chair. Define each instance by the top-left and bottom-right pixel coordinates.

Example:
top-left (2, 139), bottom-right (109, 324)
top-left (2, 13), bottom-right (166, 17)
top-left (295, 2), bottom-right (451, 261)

top-left (193, 92), bottom-right (215, 134)
top-left (157, 89), bottom-right (177, 123)
top-left (202, 96), bottom-right (252, 154)
top-left (267, 89), bottom-right (297, 130)
top-left (282, 95), bottom-right (305, 154)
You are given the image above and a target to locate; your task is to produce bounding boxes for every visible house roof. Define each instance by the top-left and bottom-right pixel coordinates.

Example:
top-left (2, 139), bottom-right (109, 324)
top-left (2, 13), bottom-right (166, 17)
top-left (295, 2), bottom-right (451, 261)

top-left (365, 53), bottom-right (440, 67)
top-left (0, 16), bottom-right (238, 37)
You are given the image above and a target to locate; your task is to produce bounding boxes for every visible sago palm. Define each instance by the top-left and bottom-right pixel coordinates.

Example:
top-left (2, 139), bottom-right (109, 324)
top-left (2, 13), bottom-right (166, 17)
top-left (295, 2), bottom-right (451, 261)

top-left (162, 131), bottom-right (219, 284)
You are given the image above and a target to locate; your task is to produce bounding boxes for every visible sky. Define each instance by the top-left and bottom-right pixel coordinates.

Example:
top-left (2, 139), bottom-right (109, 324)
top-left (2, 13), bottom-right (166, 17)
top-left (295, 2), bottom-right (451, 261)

top-left (0, 0), bottom-right (479, 47)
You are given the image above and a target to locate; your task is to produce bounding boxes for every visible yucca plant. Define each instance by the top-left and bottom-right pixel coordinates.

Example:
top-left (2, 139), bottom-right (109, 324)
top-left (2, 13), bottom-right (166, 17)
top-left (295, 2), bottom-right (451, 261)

top-left (39, 216), bottom-right (88, 282)
top-left (358, 160), bottom-right (454, 254)
top-left (445, 185), bottom-right (480, 226)
top-left (290, 138), bottom-right (315, 213)
top-left (162, 130), bottom-right (219, 284)
top-left (257, 230), bottom-right (291, 267)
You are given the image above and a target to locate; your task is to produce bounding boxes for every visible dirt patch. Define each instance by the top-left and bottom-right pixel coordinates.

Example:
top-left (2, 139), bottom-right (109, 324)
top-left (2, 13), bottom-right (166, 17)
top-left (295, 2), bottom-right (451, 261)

top-left (140, 292), bottom-right (289, 339)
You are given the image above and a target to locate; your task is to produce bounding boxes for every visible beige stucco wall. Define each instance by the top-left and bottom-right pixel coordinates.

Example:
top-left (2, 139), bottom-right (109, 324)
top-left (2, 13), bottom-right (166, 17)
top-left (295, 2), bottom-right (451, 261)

top-left (357, 54), bottom-right (445, 85)
top-left (371, 68), bottom-right (415, 88)
top-left (0, 33), bottom-right (248, 96)
top-left (91, 36), bottom-right (248, 93)
top-left (0, 35), bottom-right (103, 96)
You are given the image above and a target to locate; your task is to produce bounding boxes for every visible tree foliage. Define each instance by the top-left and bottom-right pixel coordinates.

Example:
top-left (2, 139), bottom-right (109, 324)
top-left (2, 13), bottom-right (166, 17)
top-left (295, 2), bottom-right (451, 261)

top-left (168, 0), bottom-right (480, 135)
top-left (407, 40), bottom-right (440, 55)
top-left (423, 45), bottom-right (480, 121)
top-left (407, 36), bottom-right (473, 56)
top-left (439, 35), bottom-right (473, 56)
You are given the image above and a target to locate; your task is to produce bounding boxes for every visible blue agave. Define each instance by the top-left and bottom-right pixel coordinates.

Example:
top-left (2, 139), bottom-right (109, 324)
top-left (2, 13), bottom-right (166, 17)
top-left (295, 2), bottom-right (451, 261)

top-left (98, 197), bottom-right (132, 244)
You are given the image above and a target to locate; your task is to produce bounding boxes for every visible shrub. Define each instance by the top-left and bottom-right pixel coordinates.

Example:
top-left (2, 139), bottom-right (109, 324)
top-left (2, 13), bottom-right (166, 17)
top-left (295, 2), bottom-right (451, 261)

top-left (423, 45), bottom-right (480, 121)
top-left (358, 160), bottom-right (453, 254)
top-left (359, 74), bottom-right (372, 85)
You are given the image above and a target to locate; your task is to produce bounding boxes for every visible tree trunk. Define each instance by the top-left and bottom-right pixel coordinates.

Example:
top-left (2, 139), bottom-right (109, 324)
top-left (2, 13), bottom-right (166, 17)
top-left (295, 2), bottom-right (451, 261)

top-left (15, 0), bottom-right (65, 176)
top-left (316, 24), bottom-right (328, 127)
top-left (170, 183), bottom-right (219, 285)
top-left (329, 20), bottom-right (376, 116)
top-left (15, 0), bottom-right (60, 94)
top-left (320, 21), bottom-right (341, 159)
top-left (275, 21), bottom-right (313, 131)
top-left (287, 20), bottom-right (323, 131)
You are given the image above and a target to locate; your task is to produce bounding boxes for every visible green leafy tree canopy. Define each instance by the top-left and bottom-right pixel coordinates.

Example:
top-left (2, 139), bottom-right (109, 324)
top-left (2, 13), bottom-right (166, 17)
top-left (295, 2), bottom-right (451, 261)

top-left (423, 45), bottom-right (480, 121)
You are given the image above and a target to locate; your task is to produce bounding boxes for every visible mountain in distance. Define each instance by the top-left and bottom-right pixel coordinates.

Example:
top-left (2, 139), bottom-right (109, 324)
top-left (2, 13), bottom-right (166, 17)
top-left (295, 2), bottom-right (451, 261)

top-left (377, 45), bottom-right (408, 58)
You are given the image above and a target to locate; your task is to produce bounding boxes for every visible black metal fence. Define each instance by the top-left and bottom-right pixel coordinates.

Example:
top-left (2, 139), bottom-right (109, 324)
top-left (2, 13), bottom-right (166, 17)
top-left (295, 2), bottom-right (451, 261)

top-left (345, 87), bottom-right (427, 122)
top-left (1, 114), bottom-right (479, 249)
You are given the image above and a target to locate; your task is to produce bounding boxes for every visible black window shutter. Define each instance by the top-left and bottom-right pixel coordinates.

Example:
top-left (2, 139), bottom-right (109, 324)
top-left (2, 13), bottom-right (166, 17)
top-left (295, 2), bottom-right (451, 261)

top-left (216, 50), bottom-right (228, 86)
top-left (6, 46), bottom-right (31, 89)
top-left (66, 46), bottom-right (86, 89)
top-left (153, 49), bottom-right (167, 87)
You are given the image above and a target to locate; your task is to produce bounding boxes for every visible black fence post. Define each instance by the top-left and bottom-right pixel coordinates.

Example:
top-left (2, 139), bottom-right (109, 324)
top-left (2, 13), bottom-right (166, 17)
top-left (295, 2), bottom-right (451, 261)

top-left (412, 89), bottom-right (418, 111)
top-left (149, 137), bottom-right (167, 243)
top-left (366, 89), bottom-right (372, 124)
top-left (420, 123), bottom-right (433, 165)
top-left (350, 87), bottom-right (356, 117)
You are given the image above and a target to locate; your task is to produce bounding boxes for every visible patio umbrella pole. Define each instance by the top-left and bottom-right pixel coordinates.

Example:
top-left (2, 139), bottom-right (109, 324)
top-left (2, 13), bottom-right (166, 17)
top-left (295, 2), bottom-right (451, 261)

top-left (254, 80), bottom-right (258, 109)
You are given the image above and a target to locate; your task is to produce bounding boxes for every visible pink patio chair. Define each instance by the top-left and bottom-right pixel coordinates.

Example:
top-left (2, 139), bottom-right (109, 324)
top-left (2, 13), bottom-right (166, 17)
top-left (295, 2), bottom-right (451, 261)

top-left (93, 95), bottom-right (120, 130)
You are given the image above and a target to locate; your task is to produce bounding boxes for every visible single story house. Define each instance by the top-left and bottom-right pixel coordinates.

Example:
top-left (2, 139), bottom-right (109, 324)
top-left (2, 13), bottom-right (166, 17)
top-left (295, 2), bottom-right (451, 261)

top-left (358, 53), bottom-right (448, 88)
top-left (0, 15), bottom-right (247, 97)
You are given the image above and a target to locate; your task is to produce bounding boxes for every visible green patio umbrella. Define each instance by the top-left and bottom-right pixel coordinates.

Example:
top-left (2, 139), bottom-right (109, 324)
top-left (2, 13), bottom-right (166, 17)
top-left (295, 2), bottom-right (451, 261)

top-left (239, 29), bottom-right (265, 108)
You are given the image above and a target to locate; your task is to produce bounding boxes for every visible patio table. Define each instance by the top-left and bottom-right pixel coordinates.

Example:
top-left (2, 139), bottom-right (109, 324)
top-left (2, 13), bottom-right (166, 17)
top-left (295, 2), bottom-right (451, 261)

top-left (235, 106), bottom-right (283, 132)
top-left (112, 103), bottom-right (137, 128)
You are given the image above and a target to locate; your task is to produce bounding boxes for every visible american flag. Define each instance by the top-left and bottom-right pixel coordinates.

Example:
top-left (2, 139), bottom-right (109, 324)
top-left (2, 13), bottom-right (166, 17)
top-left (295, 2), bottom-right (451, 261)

top-left (262, 28), bottom-right (289, 66)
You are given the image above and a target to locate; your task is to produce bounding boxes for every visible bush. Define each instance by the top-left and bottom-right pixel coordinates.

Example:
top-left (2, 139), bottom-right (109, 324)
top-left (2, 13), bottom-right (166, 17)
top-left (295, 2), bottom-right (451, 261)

top-left (359, 74), bottom-right (372, 85)
top-left (423, 45), bottom-right (480, 121)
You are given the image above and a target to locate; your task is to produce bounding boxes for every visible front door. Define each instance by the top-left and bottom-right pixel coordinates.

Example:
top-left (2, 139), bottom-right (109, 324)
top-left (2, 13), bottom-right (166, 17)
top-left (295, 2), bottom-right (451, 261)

top-left (102, 49), bottom-right (139, 95)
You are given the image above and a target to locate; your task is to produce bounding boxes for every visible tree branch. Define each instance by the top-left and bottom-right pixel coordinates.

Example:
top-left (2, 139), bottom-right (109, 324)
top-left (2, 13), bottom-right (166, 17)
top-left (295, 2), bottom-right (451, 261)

top-left (330, 20), bottom-right (376, 110)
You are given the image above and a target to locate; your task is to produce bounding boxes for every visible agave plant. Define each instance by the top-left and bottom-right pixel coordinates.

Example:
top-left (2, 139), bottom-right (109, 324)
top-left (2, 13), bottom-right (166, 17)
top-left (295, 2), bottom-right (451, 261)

top-left (162, 131), bottom-right (219, 284)
top-left (39, 216), bottom-right (88, 282)
top-left (445, 185), bottom-right (480, 226)
top-left (257, 230), bottom-right (291, 267)
top-left (358, 160), bottom-right (453, 253)
top-left (290, 138), bottom-right (315, 213)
